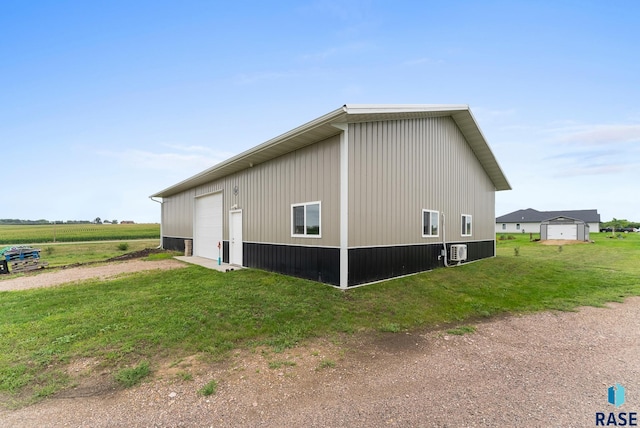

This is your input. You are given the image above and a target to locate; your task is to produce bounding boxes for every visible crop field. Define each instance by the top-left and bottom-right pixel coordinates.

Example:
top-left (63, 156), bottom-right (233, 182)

top-left (0, 223), bottom-right (160, 244)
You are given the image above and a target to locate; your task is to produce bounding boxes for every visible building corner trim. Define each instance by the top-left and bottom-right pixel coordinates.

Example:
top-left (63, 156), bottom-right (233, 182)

top-left (334, 123), bottom-right (349, 289)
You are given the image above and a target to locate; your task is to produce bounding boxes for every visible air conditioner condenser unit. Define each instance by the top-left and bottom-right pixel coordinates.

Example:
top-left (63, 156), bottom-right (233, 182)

top-left (450, 244), bottom-right (467, 262)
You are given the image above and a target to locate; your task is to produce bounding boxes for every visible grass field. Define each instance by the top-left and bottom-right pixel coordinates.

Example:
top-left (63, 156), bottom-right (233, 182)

top-left (0, 240), bottom-right (164, 269)
top-left (1, 232), bottom-right (638, 406)
top-left (0, 223), bottom-right (160, 244)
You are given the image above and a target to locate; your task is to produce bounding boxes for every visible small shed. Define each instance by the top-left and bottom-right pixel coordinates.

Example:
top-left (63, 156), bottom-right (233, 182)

top-left (540, 216), bottom-right (590, 241)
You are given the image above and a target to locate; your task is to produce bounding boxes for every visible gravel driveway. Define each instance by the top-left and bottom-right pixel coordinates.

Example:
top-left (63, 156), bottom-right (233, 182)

top-left (0, 259), bottom-right (186, 291)
top-left (1, 273), bottom-right (638, 428)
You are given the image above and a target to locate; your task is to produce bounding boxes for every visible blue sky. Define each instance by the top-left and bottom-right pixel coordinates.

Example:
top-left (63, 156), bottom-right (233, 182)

top-left (2, 0), bottom-right (638, 223)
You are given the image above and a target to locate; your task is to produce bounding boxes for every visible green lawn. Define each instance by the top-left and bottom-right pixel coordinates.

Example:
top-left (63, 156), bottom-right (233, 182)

top-left (1, 232), bottom-right (638, 405)
top-left (0, 240), bottom-right (164, 276)
top-left (27, 240), bottom-right (162, 268)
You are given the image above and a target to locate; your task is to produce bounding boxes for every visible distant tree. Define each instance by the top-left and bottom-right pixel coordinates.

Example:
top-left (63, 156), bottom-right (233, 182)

top-left (112, 219), bottom-right (118, 224)
top-left (611, 218), bottom-right (622, 234)
top-left (94, 217), bottom-right (101, 224)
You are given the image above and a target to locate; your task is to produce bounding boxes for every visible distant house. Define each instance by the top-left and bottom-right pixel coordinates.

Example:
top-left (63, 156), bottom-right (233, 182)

top-left (152, 104), bottom-right (511, 288)
top-left (496, 209), bottom-right (600, 234)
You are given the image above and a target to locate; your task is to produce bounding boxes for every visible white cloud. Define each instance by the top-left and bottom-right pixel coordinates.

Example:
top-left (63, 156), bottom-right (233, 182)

top-left (98, 144), bottom-right (234, 173)
top-left (550, 124), bottom-right (640, 145)
top-left (535, 122), bottom-right (640, 177)
top-left (554, 164), bottom-right (629, 177)
top-left (472, 107), bottom-right (517, 126)
top-left (160, 143), bottom-right (232, 158)
top-left (300, 42), bottom-right (373, 62)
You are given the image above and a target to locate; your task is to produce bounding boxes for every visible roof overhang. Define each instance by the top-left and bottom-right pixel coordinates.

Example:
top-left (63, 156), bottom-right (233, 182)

top-left (541, 216), bottom-right (585, 224)
top-left (151, 104), bottom-right (511, 198)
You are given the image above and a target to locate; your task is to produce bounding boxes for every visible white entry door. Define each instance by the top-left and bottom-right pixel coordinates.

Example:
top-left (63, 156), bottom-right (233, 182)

top-left (229, 210), bottom-right (243, 266)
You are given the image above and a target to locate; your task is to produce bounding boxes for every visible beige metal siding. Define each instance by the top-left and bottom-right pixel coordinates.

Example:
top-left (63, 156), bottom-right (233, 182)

top-left (161, 189), bottom-right (196, 238)
top-left (348, 117), bottom-right (496, 247)
top-left (162, 135), bottom-right (341, 247)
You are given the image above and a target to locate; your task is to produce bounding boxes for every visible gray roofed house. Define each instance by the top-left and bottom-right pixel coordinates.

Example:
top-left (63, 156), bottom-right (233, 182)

top-left (496, 208), bottom-right (600, 234)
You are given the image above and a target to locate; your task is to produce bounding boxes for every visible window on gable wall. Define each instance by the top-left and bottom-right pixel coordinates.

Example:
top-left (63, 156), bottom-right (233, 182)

top-left (292, 201), bottom-right (321, 237)
top-left (422, 209), bottom-right (439, 237)
top-left (462, 214), bottom-right (472, 236)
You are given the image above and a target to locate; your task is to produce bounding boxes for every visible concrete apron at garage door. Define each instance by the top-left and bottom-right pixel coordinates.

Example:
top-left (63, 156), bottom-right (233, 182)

top-left (174, 256), bottom-right (244, 272)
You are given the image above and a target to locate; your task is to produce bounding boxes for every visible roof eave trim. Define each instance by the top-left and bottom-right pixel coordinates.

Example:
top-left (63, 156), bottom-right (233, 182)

top-left (150, 106), bottom-right (348, 198)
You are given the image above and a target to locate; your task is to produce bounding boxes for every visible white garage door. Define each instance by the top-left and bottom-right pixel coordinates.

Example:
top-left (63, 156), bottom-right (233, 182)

top-left (194, 193), bottom-right (223, 260)
top-left (547, 224), bottom-right (577, 240)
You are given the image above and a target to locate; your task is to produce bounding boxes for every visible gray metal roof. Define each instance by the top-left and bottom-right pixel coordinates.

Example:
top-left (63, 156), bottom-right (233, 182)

top-left (540, 216), bottom-right (586, 224)
top-left (151, 104), bottom-right (511, 198)
top-left (496, 208), bottom-right (601, 223)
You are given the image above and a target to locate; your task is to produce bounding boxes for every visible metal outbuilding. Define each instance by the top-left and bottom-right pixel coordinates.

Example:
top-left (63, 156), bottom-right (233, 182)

top-left (540, 216), bottom-right (590, 241)
top-left (151, 104), bottom-right (511, 288)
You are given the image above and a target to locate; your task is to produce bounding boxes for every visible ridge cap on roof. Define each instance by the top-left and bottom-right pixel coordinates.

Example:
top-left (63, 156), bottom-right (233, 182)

top-left (343, 104), bottom-right (469, 114)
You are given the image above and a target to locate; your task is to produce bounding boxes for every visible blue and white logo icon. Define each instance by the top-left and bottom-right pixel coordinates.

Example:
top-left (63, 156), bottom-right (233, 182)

top-left (608, 383), bottom-right (626, 408)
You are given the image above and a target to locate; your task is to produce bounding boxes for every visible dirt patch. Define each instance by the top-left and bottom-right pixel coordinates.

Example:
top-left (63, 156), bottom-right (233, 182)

top-left (55, 358), bottom-right (119, 399)
top-left (105, 248), bottom-right (169, 262)
top-left (538, 239), bottom-right (591, 245)
top-left (154, 355), bottom-right (211, 380)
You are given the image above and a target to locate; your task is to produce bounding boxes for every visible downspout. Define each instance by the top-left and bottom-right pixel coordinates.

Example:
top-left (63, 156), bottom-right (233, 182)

top-left (442, 212), bottom-right (450, 267)
top-left (149, 197), bottom-right (163, 249)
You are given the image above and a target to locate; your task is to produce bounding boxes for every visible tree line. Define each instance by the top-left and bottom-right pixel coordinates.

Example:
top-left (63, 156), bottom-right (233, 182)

top-left (600, 218), bottom-right (640, 231)
top-left (0, 219), bottom-right (118, 225)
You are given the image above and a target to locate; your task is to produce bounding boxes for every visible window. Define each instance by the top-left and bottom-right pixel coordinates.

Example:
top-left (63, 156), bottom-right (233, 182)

top-left (422, 210), bottom-right (439, 237)
top-left (516, 223), bottom-right (520, 230)
top-left (502, 224), bottom-right (506, 230)
top-left (462, 214), bottom-right (472, 236)
top-left (292, 201), bottom-right (321, 237)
